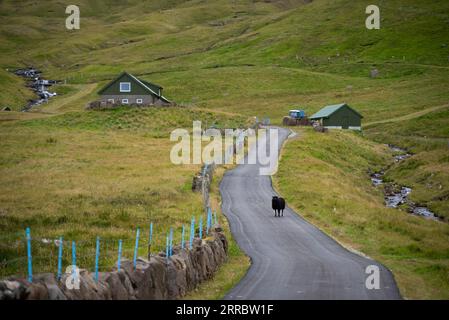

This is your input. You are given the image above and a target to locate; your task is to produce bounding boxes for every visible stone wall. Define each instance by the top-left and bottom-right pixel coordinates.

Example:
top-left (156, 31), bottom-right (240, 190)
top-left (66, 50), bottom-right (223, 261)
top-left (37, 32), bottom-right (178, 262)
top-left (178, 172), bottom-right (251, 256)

top-left (192, 163), bottom-right (215, 211)
top-left (0, 228), bottom-right (228, 300)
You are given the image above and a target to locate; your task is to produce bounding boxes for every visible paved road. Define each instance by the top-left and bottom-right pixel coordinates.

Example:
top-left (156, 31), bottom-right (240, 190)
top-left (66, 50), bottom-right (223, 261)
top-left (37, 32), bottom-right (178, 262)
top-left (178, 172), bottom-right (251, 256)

top-left (221, 127), bottom-right (401, 300)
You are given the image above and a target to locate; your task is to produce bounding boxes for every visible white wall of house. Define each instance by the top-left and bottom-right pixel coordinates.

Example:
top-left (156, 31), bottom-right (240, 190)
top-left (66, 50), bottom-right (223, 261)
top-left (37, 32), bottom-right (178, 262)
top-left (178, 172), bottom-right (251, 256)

top-left (100, 94), bottom-right (155, 105)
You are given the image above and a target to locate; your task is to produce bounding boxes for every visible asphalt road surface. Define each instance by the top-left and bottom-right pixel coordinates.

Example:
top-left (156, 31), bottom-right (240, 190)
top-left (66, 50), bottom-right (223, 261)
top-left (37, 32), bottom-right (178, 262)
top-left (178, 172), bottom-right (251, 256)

top-left (220, 127), bottom-right (401, 300)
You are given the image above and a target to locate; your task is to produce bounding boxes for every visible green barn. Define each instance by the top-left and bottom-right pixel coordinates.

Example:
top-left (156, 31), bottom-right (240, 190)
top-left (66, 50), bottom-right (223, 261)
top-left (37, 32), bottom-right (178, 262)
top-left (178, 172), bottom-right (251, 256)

top-left (309, 103), bottom-right (363, 130)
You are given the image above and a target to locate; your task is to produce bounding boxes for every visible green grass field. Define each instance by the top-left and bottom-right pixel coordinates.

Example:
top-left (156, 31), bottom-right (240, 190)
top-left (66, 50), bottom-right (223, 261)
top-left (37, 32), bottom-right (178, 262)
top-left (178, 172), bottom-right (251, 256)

top-left (0, 0), bottom-right (448, 298)
top-left (0, 107), bottom-right (247, 277)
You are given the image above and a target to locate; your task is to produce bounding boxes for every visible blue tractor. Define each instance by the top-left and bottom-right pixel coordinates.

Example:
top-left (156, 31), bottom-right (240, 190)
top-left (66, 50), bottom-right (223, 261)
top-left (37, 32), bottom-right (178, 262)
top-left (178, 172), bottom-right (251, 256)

top-left (289, 109), bottom-right (305, 119)
top-left (283, 109), bottom-right (309, 126)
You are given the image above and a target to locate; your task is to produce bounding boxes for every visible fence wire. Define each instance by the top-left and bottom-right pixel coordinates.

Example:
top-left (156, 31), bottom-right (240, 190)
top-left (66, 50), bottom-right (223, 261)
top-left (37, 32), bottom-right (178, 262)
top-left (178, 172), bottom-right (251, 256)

top-left (0, 210), bottom-right (219, 281)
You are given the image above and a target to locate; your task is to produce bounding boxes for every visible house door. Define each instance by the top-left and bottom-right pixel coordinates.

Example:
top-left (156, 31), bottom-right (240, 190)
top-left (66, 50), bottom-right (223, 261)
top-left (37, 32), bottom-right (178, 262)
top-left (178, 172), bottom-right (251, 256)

top-left (342, 116), bottom-right (349, 129)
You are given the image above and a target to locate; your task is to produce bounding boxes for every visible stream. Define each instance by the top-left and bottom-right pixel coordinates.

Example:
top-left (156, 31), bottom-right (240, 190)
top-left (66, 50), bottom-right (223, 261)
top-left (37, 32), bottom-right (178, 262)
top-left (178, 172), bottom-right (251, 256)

top-left (13, 67), bottom-right (58, 111)
top-left (370, 144), bottom-right (441, 221)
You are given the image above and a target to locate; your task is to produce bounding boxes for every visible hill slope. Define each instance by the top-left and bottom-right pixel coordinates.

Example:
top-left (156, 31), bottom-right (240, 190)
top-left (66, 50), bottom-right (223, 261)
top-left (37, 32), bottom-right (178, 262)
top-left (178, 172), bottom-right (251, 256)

top-left (1, 0), bottom-right (448, 112)
top-left (0, 0), bottom-right (448, 298)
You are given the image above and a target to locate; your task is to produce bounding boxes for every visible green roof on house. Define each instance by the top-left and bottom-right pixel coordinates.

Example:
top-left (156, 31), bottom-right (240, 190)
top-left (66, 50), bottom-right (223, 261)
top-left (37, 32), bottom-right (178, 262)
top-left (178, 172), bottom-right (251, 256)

top-left (140, 79), bottom-right (162, 94)
top-left (309, 103), bottom-right (363, 119)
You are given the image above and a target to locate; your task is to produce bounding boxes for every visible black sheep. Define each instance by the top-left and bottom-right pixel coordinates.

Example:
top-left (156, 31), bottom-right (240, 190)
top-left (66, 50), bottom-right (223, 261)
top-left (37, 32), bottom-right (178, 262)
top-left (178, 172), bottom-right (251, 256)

top-left (272, 196), bottom-right (286, 217)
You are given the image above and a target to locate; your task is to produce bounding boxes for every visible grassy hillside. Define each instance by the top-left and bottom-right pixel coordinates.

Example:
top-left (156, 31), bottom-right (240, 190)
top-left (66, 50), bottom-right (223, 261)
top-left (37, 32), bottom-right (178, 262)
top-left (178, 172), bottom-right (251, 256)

top-left (0, 0), bottom-right (448, 298)
top-left (274, 128), bottom-right (449, 299)
top-left (0, 69), bottom-right (35, 110)
top-left (1, 0), bottom-right (448, 113)
top-left (365, 106), bottom-right (449, 220)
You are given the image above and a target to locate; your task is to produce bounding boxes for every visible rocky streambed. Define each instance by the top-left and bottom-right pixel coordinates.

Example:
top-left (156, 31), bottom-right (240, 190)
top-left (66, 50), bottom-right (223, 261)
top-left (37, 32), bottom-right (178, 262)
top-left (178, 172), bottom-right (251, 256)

top-left (12, 67), bottom-right (58, 111)
top-left (370, 144), bottom-right (441, 221)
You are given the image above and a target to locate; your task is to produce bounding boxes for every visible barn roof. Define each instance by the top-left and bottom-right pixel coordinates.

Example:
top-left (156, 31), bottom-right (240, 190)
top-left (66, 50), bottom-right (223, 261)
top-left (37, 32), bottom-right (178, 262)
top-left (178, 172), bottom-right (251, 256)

top-left (309, 103), bottom-right (363, 119)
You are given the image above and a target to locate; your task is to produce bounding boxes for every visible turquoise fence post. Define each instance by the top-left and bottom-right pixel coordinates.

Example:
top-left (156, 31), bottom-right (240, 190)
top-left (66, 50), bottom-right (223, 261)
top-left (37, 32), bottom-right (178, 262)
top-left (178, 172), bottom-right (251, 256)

top-left (133, 228), bottom-right (140, 269)
top-left (94, 236), bottom-right (100, 282)
top-left (206, 207), bottom-right (212, 235)
top-left (148, 222), bottom-right (153, 257)
top-left (72, 241), bottom-right (76, 267)
top-left (169, 228), bottom-right (173, 257)
top-left (189, 216), bottom-right (195, 248)
top-left (181, 225), bottom-right (185, 249)
top-left (26, 227), bottom-right (32, 283)
top-left (57, 236), bottom-right (63, 280)
top-left (117, 240), bottom-right (123, 271)
top-left (165, 234), bottom-right (169, 262)
top-left (199, 216), bottom-right (203, 239)
top-left (71, 241), bottom-right (76, 281)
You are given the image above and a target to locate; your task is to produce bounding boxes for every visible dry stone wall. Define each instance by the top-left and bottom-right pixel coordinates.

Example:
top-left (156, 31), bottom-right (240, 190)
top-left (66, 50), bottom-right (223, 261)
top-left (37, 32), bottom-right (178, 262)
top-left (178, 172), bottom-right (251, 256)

top-left (0, 228), bottom-right (228, 300)
top-left (192, 163), bottom-right (215, 210)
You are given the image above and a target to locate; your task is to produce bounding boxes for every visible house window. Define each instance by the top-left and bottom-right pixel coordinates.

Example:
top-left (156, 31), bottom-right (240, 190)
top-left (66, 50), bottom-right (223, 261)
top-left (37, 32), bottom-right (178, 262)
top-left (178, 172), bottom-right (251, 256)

top-left (136, 99), bottom-right (143, 104)
top-left (122, 99), bottom-right (129, 104)
top-left (107, 99), bottom-right (114, 104)
top-left (120, 82), bottom-right (131, 92)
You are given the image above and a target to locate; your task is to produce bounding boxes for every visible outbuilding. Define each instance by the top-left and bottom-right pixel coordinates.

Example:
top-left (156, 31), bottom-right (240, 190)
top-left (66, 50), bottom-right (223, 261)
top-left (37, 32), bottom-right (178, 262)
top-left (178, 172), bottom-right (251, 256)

top-left (309, 103), bottom-right (363, 130)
